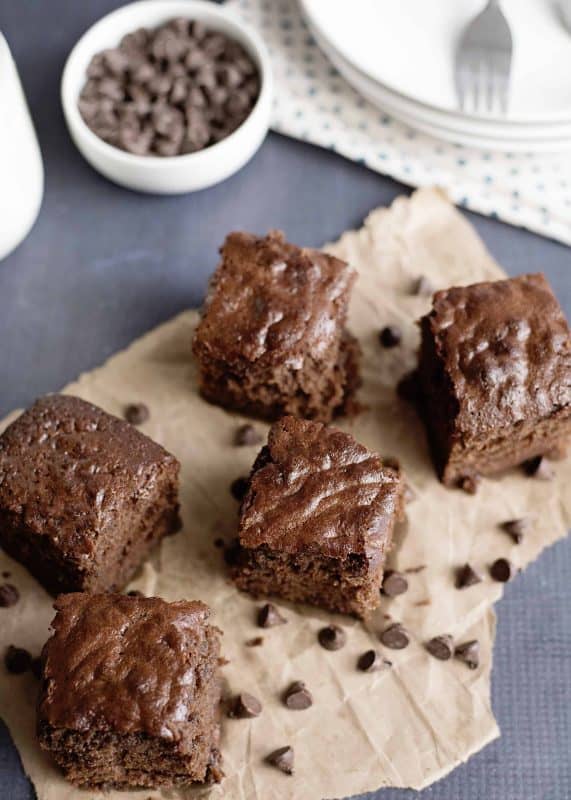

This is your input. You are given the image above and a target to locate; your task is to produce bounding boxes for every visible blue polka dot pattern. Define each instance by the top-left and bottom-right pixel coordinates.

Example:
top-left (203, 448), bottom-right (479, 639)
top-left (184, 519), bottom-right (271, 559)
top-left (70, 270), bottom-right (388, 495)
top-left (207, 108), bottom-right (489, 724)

top-left (229, 0), bottom-right (571, 245)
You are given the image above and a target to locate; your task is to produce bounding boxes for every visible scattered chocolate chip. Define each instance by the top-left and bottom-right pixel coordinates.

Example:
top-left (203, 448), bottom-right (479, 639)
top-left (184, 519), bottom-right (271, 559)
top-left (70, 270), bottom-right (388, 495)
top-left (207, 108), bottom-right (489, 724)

top-left (501, 518), bottom-right (530, 544)
top-left (0, 584), bottom-right (19, 607)
top-left (230, 476), bottom-right (249, 501)
top-left (379, 325), bottom-right (402, 348)
top-left (30, 657), bottom-right (43, 680)
top-left (318, 624), bottom-right (346, 651)
top-left (455, 564), bottom-right (483, 590)
top-left (214, 537), bottom-right (225, 548)
top-left (228, 692), bottom-right (262, 719)
top-left (258, 603), bottom-right (287, 628)
top-left (266, 746), bottom-right (294, 775)
top-left (425, 634), bottom-right (454, 661)
top-left (357, 649), bottom-right (391, 672)
top-left (379, 623), bottom-right (410, 650)
top-left (124, 403), bottom-right (149, 425)
top-left (127, 589), bottom-right (145, 597)
top-left (283, 681), bottom-right (313, 710)
top-left (459, 474), bottom-right (480, 494)
top-left (523, 455), bottom-right (554, 480)
top-left (490, 558), bottom-right (515, 583)
top-left (381, 570), bottom-right (409, 597)
top-left (413, 275), bottom-right (434, 296)
top-left (4, 645), bottom-right (32, 675)
top-left (245, 636), bottom-right (263, 648)
top-left (454, 639), bottom-right (480, 670)
top-left (234, 423), bottom-right (262, 446)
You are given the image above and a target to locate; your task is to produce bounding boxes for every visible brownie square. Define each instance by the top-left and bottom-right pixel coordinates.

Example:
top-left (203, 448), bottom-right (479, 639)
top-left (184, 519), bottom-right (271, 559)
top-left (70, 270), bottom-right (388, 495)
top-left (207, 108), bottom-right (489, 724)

top-left (0, 395), bottom-right (180, 594)
top-left (230, 416), bottom-right (404, 618)
top-left (192, 230), bottom-right (361, 422)
top-left (37, 593), bottom-right (222, 789)
top-left (417, 273), bottom-right (571, 487)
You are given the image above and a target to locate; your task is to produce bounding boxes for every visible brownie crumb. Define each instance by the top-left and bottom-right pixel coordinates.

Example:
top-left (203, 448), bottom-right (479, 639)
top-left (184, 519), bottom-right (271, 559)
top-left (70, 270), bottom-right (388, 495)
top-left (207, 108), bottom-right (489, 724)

top-left (404, 564), bottom-right (426, 574)
top-left (459, 474), bottom-right (480, 495)
top-left (379, 325), bottom-right (402, 348)
top-left (228, 692), bottom-right (262, 719)
top-left (230, 476), bottom-right (249, 501)
top-left (318, 624), bottom-right (346, 651)
top-left (234, 424), bottom-right (262, 446)
top-left (258, 603), bottom-right (287, 628)
top-left (381, 570), bottom-right (408, 597)
top-left (454, 640), bottom-right (480, 670)
top-left (455, 563), bottom-right (482, 589)
top-left (380, 623), bottom-right (410, 650)
top-left (501, 518), bottom-right (530, 544)
top-left (490, 558), bottom-right (515, 583)
top-left (124, 403), bottom-right (150, 425)
top-left (266, 746), bottom-right (294, 775)
top-left (523, 455), bottom-right (554, 480)
top-left (4, 645), bottom-right (32, 675)
top-left (245, 636), bottom-right (264, 648)
top-left (357, 650), bottom-right (391, 673)
top-left (425, 635), bottom-right (454, 661)
top-left (283, 681), bottom-right (313, 710)
top-left (0, 584), bottom-right (19, 608)
top-left (414, 599), bottom-right (431, 607)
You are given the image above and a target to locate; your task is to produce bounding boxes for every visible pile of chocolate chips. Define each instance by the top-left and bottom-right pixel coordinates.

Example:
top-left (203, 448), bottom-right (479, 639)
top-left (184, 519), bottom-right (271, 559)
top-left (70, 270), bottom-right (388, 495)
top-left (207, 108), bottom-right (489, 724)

top-left (78, 18), bottom-right (260, 157)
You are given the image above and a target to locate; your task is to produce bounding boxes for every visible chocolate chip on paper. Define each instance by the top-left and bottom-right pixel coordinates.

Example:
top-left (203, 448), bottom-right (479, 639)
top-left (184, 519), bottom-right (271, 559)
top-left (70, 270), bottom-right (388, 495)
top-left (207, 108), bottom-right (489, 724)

top-left (413, 275), bottom-right (435, 296)
top-left (283, 680), bottom-right (313, 710)
top-left (318, 624), bottom-right (346, 651)
top-left (379, 325), bottom-right (402, 348)
top-left (523, 455), bottom-right (554, 480)
top-left (357, 650), bottom-right (392, 673)
top-left (455, 563), bottom-right (483, 589)
top-left (4, 645), bottom-right (32, 675)
top-left (454, 640), bottom-right (480, 670)
top-left (490, 558), bottom-right (515, 583)
top-left (425, 635), bottom-right (454, 661)
top-left (228, 691), bottom-right (262, 719)
top-left (258, 602), bottom-right (287, 628)
top-left (381, 570), bottom-right (409, 597)
top-left (266, 746), bottom-right (294, 775)
top-left (124, 402), bottom-right (150, 425)
top-left (245, 636), bottom-right (263, 648)
top-left (379, 623), bottom-right (410, 650)
top-left (501, 518), bottom-right (530, 544)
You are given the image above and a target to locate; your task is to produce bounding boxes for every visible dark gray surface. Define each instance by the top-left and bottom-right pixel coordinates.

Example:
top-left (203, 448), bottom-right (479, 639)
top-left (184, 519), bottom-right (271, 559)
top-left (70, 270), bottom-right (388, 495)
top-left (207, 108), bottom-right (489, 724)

top-left (1, 2), bottom-right (570, 798)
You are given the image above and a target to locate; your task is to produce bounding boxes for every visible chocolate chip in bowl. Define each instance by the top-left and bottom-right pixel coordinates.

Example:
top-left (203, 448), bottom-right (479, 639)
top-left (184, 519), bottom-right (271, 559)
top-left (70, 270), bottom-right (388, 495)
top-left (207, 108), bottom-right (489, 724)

top-left (61, 1), bottom-right (273, 194)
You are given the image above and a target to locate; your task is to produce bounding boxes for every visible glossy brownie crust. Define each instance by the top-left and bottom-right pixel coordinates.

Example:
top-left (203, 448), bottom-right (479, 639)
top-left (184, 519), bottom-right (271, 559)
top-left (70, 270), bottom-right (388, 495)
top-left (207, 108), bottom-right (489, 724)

top-left (231, 416), bottom-right (404, 618)
top-left (417, 273), bottom-right (571, 486)
top-left (37, 593), bottom-right (222, 789)
top-left (0, 395), bottom-right (180, 594)
top-left (192, 230), bottom-right (361, 422)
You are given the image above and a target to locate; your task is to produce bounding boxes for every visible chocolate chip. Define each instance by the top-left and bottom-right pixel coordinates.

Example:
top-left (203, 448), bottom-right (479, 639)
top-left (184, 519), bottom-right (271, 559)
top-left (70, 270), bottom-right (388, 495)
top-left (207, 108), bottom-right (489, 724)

top-left (455, 564), bottom-right (483, 589)
top-left (214, 537), bottom-right (225, 548)
top-left (228, 692), bottom-right (262, 719)
top-left (425, 634), bottom-right (454, 661)
top-left (124, 402), bottom-right (150, 425)
top-left (523, 456), bottom-right (554, 480)
top-left (230, 476), bottom-right (249, 501)
top-left (501, 518), bottom-right (529, 544)
top-left (459, 474), bottom-right (480, 494)
top-left (379, 623), bottom-right (410, 650)
top-left (318, 624), bottom-right (346, 651)
top-left (258, 603), bottom-right (287, 628)
top-left (357, 650), bottom-right (391, 672)
top-left (266, 746), bottom-right (294, 775)
top-left (30, 657), bottom-right (43, 680)
top-left (379, 325), bottom-right (402, 348)
top-left (4, 645), bottom-right (32, 675)
top-left (234, 424), bottom-right (262, 446)
top-left (127, 589), bottom-right (145, 597)
top-left (381, 570), bottom-right (409, 597)
top-left (454, 640), bottom-right (480, 670)
top-left (490, 558), bottom-right (515, 583)
top-left (245, 636), bottom-right (263, 647)
top-left (283, 681), bottom-right (313, 710)
top-left (2, 571), bottom-right (11, 578)
top-left (0, 584), bottom-right (19, 607)
top-left (413, 275), bottom-right (435, 296)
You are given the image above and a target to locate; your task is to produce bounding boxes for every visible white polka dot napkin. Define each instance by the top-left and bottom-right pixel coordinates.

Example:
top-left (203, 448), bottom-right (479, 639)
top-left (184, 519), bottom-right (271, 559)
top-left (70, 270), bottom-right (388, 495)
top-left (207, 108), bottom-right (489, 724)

top-left (227, 0), bottom-right (571, 246)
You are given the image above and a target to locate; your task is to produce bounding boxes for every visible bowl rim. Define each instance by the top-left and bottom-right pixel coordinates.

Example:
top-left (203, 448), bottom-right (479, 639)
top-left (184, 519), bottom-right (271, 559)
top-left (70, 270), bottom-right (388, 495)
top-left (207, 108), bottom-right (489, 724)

top-left (60, 0), bottom-right (272, 169)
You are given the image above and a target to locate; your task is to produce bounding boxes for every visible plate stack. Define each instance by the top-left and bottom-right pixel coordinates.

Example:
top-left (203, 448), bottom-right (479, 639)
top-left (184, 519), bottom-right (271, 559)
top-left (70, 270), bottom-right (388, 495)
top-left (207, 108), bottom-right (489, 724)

top-left (299, 0), bottom-right (571, 152)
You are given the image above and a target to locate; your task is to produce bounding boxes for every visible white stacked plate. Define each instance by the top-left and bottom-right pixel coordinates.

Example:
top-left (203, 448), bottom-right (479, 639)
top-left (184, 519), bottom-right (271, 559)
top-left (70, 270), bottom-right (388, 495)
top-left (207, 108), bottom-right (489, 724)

top-left (299, 0), bottom-right (571, 152)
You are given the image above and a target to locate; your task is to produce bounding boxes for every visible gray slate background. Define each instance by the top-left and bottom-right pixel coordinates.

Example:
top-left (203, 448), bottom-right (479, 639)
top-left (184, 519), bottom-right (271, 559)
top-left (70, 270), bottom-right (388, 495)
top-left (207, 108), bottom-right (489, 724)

top-left (0, 2), bottom-right (570, 798)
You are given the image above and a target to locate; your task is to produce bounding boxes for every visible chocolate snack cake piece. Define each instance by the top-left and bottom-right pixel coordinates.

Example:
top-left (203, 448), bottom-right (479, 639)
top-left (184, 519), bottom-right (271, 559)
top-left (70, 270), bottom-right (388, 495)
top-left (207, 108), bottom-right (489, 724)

top-left (417, 273), bottom-right (571, 487)
top-left (0, 394), bottom-right (180, 594)
top-left (37, 594), bottom-right (222, 789)
top-left (231, 416), bottom-right (404, 618)
top-left (192, 230), bottom-right (361, 422)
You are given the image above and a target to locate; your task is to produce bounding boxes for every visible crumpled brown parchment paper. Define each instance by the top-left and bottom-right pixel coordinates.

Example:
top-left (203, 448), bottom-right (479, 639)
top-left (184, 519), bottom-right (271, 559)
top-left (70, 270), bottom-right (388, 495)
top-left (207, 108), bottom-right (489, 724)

top-left (1, 188), bottom-right (570, 800)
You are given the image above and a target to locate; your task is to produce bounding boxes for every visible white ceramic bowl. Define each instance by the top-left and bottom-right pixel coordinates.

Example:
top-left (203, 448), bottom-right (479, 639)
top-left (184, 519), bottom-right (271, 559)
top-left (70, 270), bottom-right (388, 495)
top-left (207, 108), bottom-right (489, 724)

top-left (61, 0), bottom-right (273, 194)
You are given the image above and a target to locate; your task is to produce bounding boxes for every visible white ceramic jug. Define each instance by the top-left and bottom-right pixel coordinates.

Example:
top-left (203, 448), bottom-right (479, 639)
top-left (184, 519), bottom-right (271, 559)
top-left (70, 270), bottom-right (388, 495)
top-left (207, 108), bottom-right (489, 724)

top-left (0, 32), bottom-right (43, 261)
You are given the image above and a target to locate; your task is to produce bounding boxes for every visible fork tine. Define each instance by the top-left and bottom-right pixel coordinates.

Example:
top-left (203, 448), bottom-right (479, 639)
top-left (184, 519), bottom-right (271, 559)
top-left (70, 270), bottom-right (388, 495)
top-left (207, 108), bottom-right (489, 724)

top-left (486, 61), bottom-right (495, 113)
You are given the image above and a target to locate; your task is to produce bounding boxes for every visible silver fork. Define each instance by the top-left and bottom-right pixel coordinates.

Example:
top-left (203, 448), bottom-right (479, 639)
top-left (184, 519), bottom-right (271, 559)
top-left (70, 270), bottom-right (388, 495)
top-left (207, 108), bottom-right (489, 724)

top-left (455, 0), bottom-right (513, 115)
